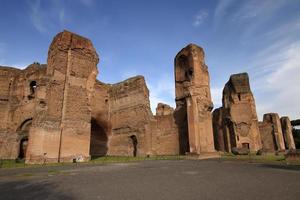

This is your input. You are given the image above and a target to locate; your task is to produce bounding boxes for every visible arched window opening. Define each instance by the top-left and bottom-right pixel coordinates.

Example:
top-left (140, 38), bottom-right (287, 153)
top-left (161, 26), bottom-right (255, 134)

top-left (28, 81), bottom-right (37, 99)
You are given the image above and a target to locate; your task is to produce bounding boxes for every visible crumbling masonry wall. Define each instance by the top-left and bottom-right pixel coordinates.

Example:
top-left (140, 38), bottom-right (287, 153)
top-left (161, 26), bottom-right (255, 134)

top-left (280, 117), bottom-right (296, 150)
top-left (258, 113), bottom-right (295, 152)
top-left (146, 103), bottom-right (179, 155)
top-left (2, 30), bottom-right (296, 162)
top-left (174, 44), bottom-right (215, 155)
top-left (26, 31), bottom-right (98, 163)
top-left (213, 73), bottom-right (262, 152)
top-left (0, 64), bottom-right (46, 159)
top-left (106, 76), bottom-right (152, 156)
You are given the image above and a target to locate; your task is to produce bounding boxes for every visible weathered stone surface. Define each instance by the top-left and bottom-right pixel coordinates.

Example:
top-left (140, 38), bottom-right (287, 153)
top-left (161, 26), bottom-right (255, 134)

top-left (212, 107), bottom-right (228, 152)
top-left (280, 116), bottom-right (296, 150)
top-left (174, 44), bottom-right (215, 155)
top-left (0, 64), bottom-right (46, 159)
top-left (231, 147), bottom-right (250, 155)
top-left (259, 113), bottom-right (286, 152)
top-left (106, 76), bottom-right (152, 156)
top-left (213, 73), bottom-right (262, 153)
top-left (4, 31), bottom-right (283, 163)
top-left (156, 103), bottom-right (174, 116)
top-left (25, 30), bottom-right (99, 163)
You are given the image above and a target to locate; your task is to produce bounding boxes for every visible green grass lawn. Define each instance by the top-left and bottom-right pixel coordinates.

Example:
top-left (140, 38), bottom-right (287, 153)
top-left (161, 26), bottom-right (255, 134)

top-left (1, 154), bottom-right (299, 169)
top-left (0, 155), bottom-right (184, 169)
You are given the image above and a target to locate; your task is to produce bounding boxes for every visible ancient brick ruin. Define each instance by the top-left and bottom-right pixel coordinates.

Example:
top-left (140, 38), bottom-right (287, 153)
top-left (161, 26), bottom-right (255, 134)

top-left (0, 31), bottom-right (297, 163)
top-left (174, 44), bottom-right (215, 155)
top-left (213, 73), bottom-right (262, 154)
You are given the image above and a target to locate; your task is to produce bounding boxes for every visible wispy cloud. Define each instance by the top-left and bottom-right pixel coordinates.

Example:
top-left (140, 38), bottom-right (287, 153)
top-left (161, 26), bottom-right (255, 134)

top-left (28, 0), bottom-right (46, 32)
top-left (79, 0), bottom-right (94, 7)
top-left (211, 87), bottom-right (223, 109)
top-left (27, 0), bottom-right (66, 33)
top-left (254, 42), bottom-right (300, 120)
top-left (0, 61), bottom-right (30, 69)
top-left (248, 26), bottom-right (300, 120)
top-left (213, 0), bottom-right (235, 29)
top-left (193, 10), bottom-right (208, 27)
top-left (148, 74), bottom-right (175, 113)
top-left (210, 0), bottom-right (300, 119)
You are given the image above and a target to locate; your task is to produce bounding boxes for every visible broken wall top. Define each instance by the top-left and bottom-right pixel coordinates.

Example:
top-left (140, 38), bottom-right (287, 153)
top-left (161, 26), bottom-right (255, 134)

top-left (225, 73), bottom-right (251, 94)
top-left (48, 30), bottom-right (98, 61)
top-left (108, 75), bottom-right (149, 99)
top-left (47, 30), bottom-right (99, 77)
top-left (156, 103), bottom-right (174, 116)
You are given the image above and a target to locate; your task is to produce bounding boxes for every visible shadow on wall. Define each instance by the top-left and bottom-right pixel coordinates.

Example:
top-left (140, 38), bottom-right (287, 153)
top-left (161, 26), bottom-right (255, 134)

top-left (292, 128), bottom-right (300, 149)
top-left (174, 101), bottom-right (190, 155)
top-left (129, 135), bottom-right (138, 157)
top-left (0, 180), bottom-right (74, 200)
top-left (90, 117), bottom-right (110, 157)
top-left (17, 118), bottom-right (33, 160)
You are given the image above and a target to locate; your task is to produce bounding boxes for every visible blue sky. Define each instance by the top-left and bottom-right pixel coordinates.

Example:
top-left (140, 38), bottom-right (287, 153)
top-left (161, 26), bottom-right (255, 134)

top-left (0, 0), bottom-right (300, 120)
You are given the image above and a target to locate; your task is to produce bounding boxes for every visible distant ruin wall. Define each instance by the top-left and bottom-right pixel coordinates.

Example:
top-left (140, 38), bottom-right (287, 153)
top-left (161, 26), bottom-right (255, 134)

top-left (213, 73), bottom-right (262, 153)
top-left (107, 76), bottom-right (152, 156)
top-left (258, 113), bottom-right (285, 152)
top-left (0, 64), bottom-right (46, 159)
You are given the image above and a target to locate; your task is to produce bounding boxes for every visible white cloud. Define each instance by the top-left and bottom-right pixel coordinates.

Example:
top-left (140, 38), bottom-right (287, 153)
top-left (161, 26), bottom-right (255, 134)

top-left (0, 61), bottom-right (30, 69)
top-left (147, 74), bottom-right (175, 113)
top-left (211, 87), bottom-right (223, 109)
top-left (213, 0), bottom-right (235, 29)
top-left (193, 10), bottom-right (208, 27)
top-left (28, 0), bottom-right (47, 32)
top-left (79, 0), bottom-right (94, 7)
top-left (251, 41), bottom-right (300, 120)
top-left (27, 0), bottom-right (66, 33)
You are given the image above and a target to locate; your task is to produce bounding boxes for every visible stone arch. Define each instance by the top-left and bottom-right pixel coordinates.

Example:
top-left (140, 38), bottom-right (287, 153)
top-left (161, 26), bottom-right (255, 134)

top-left (29, 81), bottom-right (37, 95)
top-left (89, 118), bottom-right (108, 157)
top-left (28, 81), bottom-right (37, 99)
top-left (17, 118), bottom-right (33, 159)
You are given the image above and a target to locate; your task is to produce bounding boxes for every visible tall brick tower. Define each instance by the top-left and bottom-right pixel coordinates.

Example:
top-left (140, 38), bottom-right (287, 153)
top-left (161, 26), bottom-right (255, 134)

top-left (174, 44), bottom-right (215, 155)
top-left (26, 31), bottom-right (98, 163)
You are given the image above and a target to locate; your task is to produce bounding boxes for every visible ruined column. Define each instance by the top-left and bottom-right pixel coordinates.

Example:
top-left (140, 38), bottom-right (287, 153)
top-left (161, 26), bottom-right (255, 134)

top-left (26, 30), bottom-right (98, 163)
top-left (280, 116), bottom-right (296, 150)
top-left (221, 73), bottom-right (262, 152)
top-left (259, 113), bottom-right (285, 152)
top-left (174, 44), bottom-right (215, 155)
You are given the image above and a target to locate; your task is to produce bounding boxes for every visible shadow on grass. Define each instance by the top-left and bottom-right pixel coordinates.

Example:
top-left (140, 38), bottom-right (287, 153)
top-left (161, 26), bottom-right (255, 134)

top-left (0, 179), bottom-right (74, 200)
top-left (259, 164), bottom-right (300, 171)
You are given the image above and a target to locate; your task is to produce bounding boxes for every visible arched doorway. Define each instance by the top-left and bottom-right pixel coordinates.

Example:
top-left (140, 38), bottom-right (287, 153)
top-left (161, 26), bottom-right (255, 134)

top-left (17, 118), bottom-right (32, 160)
top-left (90, 118), bottom-right (108, 157)
top-left (19, 137), bottom-right (28, 159)
top-left (129, 135), bottom-right (138, 157)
